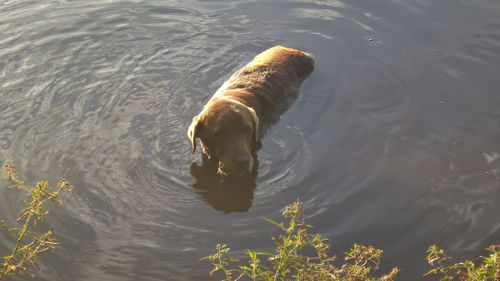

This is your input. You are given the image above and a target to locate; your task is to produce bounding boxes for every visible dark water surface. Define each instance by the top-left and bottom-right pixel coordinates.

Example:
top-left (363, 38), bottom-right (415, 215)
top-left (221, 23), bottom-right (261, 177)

top-left (1, 0), bottom-right (500, 280)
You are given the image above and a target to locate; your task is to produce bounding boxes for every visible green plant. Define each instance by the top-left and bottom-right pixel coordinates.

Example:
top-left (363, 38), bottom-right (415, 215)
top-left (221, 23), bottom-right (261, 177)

top-left (425, 244), bottom-right (500, 281)
top-left (203, 200), bottom-right (399, 281)
top-left (0, 162), bottom-right (73, 279)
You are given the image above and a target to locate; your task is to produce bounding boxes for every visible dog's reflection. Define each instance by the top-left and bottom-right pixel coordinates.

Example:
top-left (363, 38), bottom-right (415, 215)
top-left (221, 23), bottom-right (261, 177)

top-left (190, 154), bottom-right (258, 213)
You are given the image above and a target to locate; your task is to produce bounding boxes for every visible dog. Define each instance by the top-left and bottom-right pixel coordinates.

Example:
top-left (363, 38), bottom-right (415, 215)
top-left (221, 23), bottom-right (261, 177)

top-left (188, 46), bottom-right (314, 176)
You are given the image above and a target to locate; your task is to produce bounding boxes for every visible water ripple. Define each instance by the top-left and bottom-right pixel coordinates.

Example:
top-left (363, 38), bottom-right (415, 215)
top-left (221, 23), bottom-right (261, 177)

top-left (1, 1), bottom-right (500, 281)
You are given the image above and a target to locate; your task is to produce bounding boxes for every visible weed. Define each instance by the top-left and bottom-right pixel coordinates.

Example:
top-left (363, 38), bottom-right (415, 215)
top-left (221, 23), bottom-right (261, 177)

top-left (203, 200), bottom-right (399, 281)
top-left (0, 162), bottom-right (73, 279)
top-left (425, 244), bottom-right (500, 281)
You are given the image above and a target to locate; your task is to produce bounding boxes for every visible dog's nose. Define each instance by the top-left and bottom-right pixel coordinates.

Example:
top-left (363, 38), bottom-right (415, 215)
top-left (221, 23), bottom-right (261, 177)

top-left (234, 155), bottom-right (250, 168)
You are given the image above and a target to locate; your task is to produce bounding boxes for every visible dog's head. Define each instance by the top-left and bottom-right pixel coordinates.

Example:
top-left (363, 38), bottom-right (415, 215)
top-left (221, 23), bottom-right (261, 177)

top-left (188, 98), bottom-right (260, 176)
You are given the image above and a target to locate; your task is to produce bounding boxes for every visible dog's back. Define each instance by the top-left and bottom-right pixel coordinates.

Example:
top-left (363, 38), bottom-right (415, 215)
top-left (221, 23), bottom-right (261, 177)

top-left (214, 46), bottom-right (314, 129)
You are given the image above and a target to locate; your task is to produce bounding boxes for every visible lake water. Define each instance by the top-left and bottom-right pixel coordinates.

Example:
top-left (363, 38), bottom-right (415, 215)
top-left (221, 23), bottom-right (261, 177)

top-left (1, 0), bottom-right (500, 280)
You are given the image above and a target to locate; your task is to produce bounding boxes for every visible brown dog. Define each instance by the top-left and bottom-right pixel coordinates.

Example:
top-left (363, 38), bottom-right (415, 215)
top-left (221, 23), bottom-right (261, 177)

top-left (188, 46), bottom-right (314, 176)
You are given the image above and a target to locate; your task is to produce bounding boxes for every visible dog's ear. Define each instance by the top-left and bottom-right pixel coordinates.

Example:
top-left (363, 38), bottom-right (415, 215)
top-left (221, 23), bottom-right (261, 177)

top-left (247, 107), bottom-right (261, 151)
top-left (187, 115), bottom-right (202, 154)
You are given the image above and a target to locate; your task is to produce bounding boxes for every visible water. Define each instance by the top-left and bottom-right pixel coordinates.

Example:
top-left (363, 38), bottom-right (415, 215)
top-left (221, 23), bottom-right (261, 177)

top-left (1, 0), bottom-right (499, 280)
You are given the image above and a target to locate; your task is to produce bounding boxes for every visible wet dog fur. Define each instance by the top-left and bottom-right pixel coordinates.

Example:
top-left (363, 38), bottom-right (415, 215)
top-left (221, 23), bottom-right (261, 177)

top-left (188, 46), bottom-right (314, 176)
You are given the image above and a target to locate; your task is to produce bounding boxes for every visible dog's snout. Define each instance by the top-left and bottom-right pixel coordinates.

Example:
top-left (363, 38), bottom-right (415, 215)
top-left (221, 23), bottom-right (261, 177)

top-left (217, 154), bottom-right (252, 176)
top-left (234, 155), bottom-right (250, 168)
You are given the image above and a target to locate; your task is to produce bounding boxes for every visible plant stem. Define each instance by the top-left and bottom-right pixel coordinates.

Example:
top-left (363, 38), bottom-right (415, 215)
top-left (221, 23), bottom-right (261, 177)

top-left (0, 212), bottom-right (32, 279)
